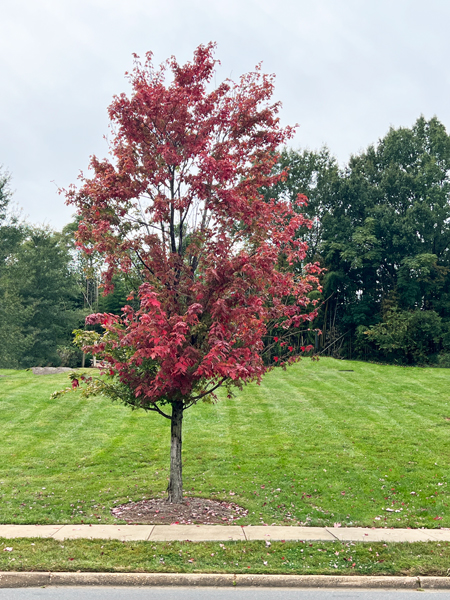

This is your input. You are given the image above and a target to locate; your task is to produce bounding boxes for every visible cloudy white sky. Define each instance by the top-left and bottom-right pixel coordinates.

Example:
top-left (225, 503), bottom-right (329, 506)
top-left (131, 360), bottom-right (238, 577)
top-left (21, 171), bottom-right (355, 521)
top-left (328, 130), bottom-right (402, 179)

top-left (1, 0), bottom-right (450, 229)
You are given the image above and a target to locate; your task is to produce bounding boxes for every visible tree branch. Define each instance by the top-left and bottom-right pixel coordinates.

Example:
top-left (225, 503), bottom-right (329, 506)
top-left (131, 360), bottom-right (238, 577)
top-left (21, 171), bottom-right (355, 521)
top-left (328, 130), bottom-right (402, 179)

top-left (146, 404), bottom-right (171, 419)
top-left (184, 378), bottom-right (227, 410)
top-left (169, 168), bottom-right (177, 254)
top-left (135, 250), bottom-right (156, 278)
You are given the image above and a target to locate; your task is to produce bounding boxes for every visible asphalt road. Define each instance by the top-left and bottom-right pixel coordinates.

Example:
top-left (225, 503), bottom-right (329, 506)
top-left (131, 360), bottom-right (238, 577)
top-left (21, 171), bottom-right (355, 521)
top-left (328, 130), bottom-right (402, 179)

top-left (1, 589), bottom-right (450, 600)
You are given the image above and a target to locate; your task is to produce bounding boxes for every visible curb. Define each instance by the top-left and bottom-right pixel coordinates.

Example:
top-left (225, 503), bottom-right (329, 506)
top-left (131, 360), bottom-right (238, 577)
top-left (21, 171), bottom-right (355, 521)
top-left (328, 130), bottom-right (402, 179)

top-left (1, 572), bottom-right (449, 589)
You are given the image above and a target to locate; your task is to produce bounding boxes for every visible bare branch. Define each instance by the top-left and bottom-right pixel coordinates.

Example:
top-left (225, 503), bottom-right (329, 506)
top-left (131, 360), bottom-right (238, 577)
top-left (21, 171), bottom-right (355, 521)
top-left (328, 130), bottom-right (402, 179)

top-left (184, 378), bottom-right (227, 410)
top-left (135, 250), bottom-right (156, 278)
top-left (146, 404), bottom-right (171, 419)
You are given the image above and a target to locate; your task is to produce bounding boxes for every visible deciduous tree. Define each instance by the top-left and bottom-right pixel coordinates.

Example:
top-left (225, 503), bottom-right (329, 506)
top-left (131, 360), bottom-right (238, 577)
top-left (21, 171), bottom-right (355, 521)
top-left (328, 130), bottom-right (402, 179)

top-left (63, 44), bottom-right (320, 503)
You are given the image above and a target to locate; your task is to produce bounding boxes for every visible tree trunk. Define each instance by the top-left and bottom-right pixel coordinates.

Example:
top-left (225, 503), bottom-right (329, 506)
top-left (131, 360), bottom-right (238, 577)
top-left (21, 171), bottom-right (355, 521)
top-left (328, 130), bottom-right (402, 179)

top-left (167, 401), bottom-right (183, 503)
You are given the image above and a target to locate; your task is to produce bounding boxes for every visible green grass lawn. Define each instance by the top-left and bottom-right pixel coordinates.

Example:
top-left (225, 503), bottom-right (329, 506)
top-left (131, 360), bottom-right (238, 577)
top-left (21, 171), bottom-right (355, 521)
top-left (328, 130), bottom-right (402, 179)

top-left (0, 538), bottom-right (449, 576)
top-left (0, 358), bottom-right (449, 528)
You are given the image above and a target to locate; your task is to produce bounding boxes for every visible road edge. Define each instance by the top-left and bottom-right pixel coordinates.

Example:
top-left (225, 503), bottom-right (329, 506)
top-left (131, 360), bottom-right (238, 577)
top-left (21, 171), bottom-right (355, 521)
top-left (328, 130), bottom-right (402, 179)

top-left (1, 572), bottom-right (449, 589)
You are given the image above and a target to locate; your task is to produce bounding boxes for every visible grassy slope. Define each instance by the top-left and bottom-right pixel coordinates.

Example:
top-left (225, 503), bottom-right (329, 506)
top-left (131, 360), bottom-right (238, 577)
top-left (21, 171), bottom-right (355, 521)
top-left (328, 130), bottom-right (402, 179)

top-left (0, 359), bottom-right (449, 528)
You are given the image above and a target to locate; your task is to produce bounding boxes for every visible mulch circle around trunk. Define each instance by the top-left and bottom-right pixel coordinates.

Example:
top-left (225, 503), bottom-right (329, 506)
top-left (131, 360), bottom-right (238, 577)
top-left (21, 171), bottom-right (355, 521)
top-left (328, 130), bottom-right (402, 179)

top-left (111, 497), bottom-right (249, 525)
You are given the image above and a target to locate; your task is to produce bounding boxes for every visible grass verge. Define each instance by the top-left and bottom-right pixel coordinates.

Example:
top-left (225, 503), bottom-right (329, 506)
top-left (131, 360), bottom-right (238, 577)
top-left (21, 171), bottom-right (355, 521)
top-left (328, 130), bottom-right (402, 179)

top-left (0, 358), bottom-right (449, 527)
top-left (0, 538), bottom-right (449, 576)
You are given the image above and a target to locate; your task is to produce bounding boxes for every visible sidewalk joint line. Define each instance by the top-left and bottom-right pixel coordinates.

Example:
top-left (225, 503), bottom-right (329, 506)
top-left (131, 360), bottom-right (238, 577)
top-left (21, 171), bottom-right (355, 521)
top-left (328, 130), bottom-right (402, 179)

top-left (146, 525), bottom-right (155, 541)
top-left (50, 525), bottom-right (65, 538)
top-left (325, 527), bottom-right (341, 541)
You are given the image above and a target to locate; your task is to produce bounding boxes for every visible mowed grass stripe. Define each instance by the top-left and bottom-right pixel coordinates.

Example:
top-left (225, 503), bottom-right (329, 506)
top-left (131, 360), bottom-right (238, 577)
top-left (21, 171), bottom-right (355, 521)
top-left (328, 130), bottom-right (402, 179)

top-left (0, 358), bottom-right (449, 527)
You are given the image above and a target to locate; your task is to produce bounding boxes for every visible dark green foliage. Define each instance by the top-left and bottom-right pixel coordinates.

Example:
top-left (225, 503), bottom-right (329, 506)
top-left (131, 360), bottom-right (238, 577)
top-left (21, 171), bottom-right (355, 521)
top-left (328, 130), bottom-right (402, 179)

top-left (0, 167), bottom-right (11, 221)
top-left (262, 147), bottom-right (340, 261)
top-left (365, 307), bottom-right (444, 364)
top-left (0, 184), bottom-right (85, 367)
top-left (0, 192), bottom-right (138, 369)
top-left (97, 275), bottom-right (133, 315)
top-left (0, 176), bottom-right (88, 368)
top-left (330, 117), bottom-right (450, 362)
top-left (0, 168), bottom-right (24, 265)
top-left (274, 117), bottom-right (450, 364)
top-left (0, 169), bottom-right (30, 368)
top-left (8, 229), bottom-right (85, 367)
top-left (56, 345), bottom-right (84, 368)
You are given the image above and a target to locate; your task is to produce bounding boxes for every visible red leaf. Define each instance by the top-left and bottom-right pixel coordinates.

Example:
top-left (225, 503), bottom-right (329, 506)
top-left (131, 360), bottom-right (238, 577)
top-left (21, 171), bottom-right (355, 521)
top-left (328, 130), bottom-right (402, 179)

top-left (67, 44), bottom-right (321, 415)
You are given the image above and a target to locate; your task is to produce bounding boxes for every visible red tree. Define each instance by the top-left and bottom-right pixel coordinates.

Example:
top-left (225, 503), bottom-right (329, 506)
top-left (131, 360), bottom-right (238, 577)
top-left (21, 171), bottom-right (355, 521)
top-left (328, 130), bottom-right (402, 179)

top-left (65, 44), bottom-right (320, 503)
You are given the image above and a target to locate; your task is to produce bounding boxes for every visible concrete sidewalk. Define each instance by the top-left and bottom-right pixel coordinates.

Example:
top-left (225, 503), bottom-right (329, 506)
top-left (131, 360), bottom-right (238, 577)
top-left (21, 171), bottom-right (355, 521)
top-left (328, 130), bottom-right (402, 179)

top-left (1, 524), bottom-right (449, 542)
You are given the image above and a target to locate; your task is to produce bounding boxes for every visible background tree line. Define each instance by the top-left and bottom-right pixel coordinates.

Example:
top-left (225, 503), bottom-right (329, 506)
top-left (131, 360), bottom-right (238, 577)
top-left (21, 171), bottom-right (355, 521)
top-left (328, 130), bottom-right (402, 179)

top-left (0, 173), bottom-right (129, 368)
top-left (269, 116), bottom-right (450, 366)
top-left (0, 174), bottom-right (82, 368)
top-left (2, 115), bottom-right (450, 368)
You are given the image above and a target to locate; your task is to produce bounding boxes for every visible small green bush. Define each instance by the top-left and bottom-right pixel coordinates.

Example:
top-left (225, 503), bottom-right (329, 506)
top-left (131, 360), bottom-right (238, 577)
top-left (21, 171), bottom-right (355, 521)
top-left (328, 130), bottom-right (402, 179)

top-left (56, 345), bottom-right (83, 368)
top-left (437, 353), bottom-right (450, 368)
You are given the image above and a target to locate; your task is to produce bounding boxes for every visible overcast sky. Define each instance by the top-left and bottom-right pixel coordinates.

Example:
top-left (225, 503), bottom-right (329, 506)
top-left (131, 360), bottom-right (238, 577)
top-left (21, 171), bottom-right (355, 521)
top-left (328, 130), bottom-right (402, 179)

top-left (2, 0), bottom-right (450, 229)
